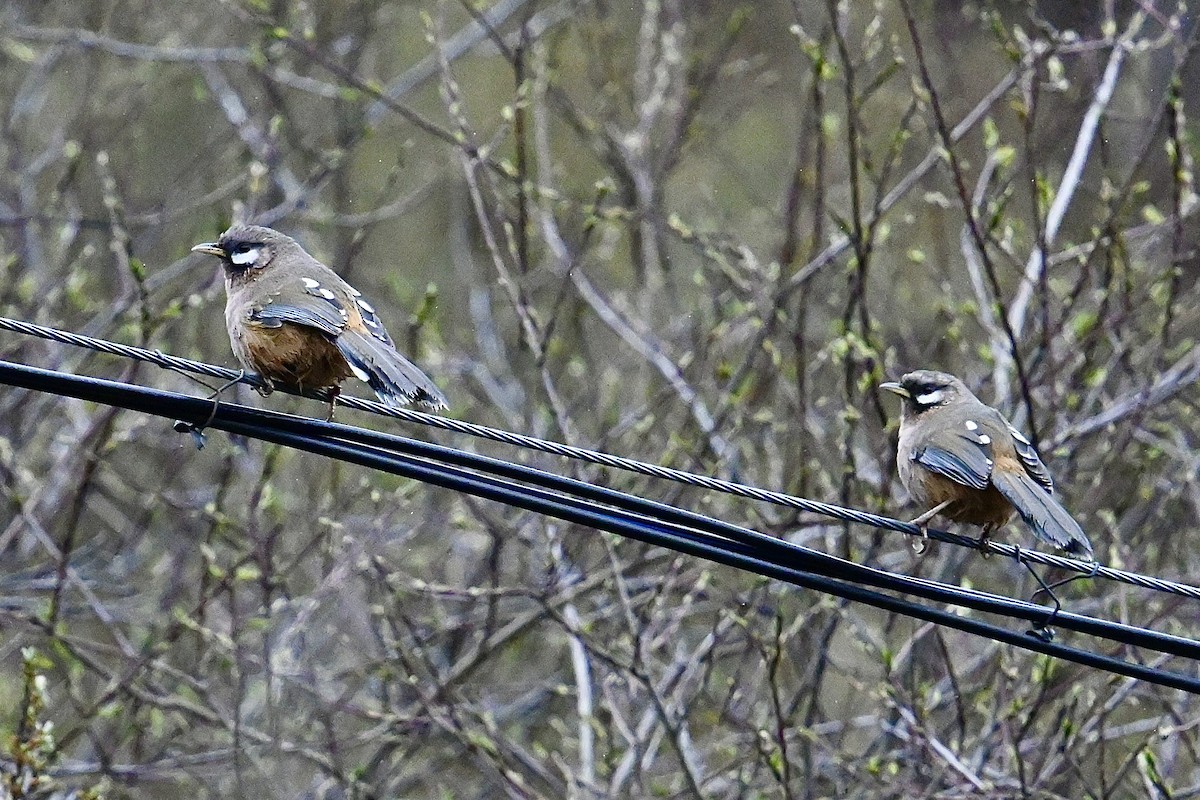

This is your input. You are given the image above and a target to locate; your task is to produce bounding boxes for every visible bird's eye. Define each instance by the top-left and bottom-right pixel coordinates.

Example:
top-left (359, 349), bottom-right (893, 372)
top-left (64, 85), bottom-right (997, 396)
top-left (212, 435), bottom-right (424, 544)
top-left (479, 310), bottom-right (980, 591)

top-left (914, 386), bottom-right (946, 406)
top-left (228, 242), bottom-right (262, 267)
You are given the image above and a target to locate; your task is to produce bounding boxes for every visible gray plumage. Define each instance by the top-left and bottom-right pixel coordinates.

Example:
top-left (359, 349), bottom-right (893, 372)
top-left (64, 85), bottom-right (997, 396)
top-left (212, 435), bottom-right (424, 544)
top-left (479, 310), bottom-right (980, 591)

top-left (193, 224), bottom-right (447, 410)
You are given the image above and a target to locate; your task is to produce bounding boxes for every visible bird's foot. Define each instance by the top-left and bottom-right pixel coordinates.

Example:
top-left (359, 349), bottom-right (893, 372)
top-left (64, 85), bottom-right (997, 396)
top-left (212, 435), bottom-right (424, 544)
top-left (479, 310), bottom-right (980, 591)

top-left (906, 501), bottom-right (951, 555)
top-left (977, 525), bottom-right (994, 559)
top-left (910, 525), bottom-right (930, 555)
top-left (251, 373), bottom-right (275, 398)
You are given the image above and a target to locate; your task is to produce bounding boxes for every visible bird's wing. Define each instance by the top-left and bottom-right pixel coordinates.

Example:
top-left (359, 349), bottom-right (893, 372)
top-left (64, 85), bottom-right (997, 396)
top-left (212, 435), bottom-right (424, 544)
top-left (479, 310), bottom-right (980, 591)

top-left (250, 302), bottom-right (344, 337)
top-left (339, 284), bottom-right (396, 347)
top-left (1004, 420), bottom-right (1054, 493)
top-left (910, 428), bottom-right (994, 491)
top-left (973, 406), bottom-right (1055, 493)
top-left (334, 328), bottom-right (448, 409)
top-left (252, 273), bottom-right (447, 409)
top-left (248, 281), bottom-right (351, 339)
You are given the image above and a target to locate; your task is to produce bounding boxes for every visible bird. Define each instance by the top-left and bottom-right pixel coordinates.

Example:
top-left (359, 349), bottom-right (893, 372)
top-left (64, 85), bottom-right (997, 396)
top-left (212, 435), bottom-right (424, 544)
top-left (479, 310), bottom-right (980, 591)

top-left (191, 224), bottom-right (447, 416)
top-left (880, 369), bottom-right (1093, 559)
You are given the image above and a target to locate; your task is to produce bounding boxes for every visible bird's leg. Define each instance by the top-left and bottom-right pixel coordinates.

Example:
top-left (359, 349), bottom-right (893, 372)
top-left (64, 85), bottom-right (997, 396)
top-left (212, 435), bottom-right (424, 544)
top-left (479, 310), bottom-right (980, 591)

top-left (907, 500), bottom-right (953, 553)
top-left (909, 500), bottom-right (953, 528)
top-left (325, 385), bottom-right (341, 422)
top-left (976, 523), bottom-right (995, 559)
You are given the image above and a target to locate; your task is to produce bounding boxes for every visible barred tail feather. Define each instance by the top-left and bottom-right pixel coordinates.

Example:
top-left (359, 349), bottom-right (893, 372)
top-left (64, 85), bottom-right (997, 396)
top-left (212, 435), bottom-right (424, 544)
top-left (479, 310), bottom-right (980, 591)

top-left (336, 330), bottom-right (448, 410)
top-left (991, 470), bottom-right (1093, 558)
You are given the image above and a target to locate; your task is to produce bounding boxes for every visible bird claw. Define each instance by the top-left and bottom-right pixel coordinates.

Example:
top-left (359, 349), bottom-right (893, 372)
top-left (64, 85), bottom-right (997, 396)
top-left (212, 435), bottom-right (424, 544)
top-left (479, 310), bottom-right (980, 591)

top-left (905, 501), bottom-right (952, 554)
top-left (911, 526), bottom-right (930, 555)
top-left (977, 528), bottom-right (993, 559)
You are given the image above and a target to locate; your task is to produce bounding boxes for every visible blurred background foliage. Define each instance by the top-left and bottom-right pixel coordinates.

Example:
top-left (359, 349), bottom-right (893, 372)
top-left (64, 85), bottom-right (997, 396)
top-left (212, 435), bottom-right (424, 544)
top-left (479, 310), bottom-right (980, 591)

top-left (2, 0), bottom-right (1200, 797)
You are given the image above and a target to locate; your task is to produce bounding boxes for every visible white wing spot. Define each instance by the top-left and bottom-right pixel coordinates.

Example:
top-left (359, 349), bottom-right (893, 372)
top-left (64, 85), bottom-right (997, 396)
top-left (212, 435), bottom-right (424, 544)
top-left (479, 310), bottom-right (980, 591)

top-left (302, 277), bottom-right (321, 289)
top-left (347, 362), bottom-right (371, 382)
top-left (964, 420), bottom-right (978, 431)
top-left (318, 289), bottom-right (337, 300)
top-left (346, 285), bottom-right (361, 297)
top-left (357, 298), bottom-right (376, 314)
top-left (338, 308), bottom-right (349, 319)
top-left (977, 434), bottom-right (991, 445)
top-left (1009, 426), bottom-right (1031, 444)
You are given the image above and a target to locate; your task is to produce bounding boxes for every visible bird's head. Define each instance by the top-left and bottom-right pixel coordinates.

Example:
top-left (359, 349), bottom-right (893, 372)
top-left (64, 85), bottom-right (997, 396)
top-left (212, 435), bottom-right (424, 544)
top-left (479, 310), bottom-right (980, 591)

top-left (191, 225), bottom-right (298, 280)
top-left (880, 369), bottom-right (972, 418)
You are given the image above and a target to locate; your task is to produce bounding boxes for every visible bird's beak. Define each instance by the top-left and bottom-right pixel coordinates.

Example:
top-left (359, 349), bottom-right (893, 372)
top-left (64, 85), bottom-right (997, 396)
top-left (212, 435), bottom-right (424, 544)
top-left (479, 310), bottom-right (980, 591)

top-left (879, 381), bottom-right (910, 398)
top-left (191, 242), bottom-right (226, 257)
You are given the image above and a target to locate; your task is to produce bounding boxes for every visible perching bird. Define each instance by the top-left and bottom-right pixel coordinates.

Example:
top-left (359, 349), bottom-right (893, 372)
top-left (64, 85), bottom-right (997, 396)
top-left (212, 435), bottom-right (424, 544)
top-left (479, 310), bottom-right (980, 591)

top-left (880, 369), bottom-right (1093, 558)
top-left (191, 225), bottom-right (447, 415)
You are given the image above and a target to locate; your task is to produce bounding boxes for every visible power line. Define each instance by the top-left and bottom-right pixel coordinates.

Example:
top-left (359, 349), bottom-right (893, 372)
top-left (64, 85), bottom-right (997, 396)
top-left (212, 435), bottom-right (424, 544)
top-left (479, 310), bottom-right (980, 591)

top-left (2, 314), bottom-right (1198, 602)
top-left (2, 358), bottom-right (1200, 694)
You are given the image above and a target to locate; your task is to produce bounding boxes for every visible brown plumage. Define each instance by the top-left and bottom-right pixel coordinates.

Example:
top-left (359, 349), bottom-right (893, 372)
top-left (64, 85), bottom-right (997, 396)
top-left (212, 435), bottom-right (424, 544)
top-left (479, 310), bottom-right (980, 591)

top-left (881, 370), bottom-right (1093, 558)
top-left (192, 224), bottom-right (447, 412)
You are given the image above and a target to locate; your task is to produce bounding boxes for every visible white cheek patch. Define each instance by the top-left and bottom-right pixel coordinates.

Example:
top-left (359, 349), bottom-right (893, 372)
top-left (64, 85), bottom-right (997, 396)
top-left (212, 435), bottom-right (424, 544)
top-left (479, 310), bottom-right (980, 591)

top-left (915, 389), bottom-right (944, 406)
top-left (230, 247), bottom-right (261, 266)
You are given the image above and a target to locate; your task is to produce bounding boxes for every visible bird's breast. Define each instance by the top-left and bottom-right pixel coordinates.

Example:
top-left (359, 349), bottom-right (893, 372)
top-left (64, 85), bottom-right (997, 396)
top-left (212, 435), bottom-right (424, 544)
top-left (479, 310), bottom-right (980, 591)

top-left (238, 320), bottom-right (351, 393)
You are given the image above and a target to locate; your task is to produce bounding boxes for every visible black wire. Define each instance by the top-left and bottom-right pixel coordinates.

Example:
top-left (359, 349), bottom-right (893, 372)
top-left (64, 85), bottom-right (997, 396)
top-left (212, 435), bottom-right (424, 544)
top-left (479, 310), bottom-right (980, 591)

top-left (223, 419), bottom-right (1200, 693)
top-left (5, 316), bottom-right (1199, 601)
top-left (218, 404), bottom-right (1200, 660)
top-left (3, 359), bottom-right (1200, 694)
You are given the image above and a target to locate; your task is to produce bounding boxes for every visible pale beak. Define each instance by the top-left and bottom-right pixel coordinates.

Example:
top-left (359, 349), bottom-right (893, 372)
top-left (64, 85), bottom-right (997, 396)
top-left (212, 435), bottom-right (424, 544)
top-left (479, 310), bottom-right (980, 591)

top-left (191, 242), bottom-right (226, 257)
top-left (879, 381), bottom-right (910, 398)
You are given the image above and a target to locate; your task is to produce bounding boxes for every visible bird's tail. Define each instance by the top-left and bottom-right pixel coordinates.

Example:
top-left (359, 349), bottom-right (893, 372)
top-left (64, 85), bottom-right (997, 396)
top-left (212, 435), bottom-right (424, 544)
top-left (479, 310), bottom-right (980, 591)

top-left (990, 469), bottom-right (1093, 558)
top-left (336, 329), bottom-right (448, 410)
